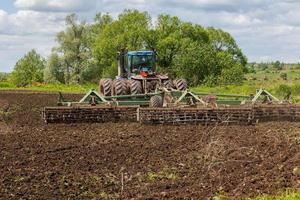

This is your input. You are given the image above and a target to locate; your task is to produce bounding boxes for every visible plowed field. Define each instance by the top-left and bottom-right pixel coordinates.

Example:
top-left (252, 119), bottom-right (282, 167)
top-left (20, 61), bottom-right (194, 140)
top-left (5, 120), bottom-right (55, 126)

top-left (0, 91), bottom-right (300, 199)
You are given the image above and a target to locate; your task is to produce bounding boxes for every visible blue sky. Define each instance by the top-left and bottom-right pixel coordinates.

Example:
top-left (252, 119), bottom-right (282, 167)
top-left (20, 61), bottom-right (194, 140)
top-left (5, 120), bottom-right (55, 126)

top-left (0, 1), bottom-right (15, 13)
top-left (0, 0), bottom-right (300, 72)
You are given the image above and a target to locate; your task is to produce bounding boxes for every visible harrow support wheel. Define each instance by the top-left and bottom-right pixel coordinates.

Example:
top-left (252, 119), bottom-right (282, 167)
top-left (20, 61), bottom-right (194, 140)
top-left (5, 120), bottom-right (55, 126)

top-left (128, 80), bottom-right (142, 94)
top-left (163, 79), bottom-right (173, 89)
top-left (99, 78), bottom-right (112, 96)
top-left (173, 79), bottom-right (188, 91)
top-left (149, 95), bottom-right (163, 108)
top-left (112, 79), bottom-right (128, 96)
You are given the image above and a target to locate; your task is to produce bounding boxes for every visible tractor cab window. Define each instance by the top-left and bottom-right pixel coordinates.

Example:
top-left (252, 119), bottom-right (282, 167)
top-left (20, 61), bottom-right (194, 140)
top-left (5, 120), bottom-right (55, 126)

top-left (130, 55), bottom-right (155, 73)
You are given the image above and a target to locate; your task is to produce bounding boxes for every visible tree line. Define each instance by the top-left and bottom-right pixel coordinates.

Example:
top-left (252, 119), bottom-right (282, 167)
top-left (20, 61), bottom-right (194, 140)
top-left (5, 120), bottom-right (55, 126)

top-left (10, 10), bottom-right (247, 87)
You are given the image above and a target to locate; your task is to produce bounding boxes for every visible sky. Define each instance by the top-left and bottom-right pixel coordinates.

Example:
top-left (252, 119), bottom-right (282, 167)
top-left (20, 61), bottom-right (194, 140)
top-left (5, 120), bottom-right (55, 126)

top-left (0, 0), bottom-right (299, 72)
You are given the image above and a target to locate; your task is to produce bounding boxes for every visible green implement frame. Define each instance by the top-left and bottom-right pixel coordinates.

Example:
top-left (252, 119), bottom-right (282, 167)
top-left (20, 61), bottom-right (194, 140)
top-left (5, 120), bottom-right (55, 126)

top-left (56, 88), bottom-right (279, 108)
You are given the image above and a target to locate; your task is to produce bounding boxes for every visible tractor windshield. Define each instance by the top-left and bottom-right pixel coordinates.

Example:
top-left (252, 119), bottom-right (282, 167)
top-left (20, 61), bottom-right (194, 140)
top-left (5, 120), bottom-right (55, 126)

top-left (130, 55), bottom-right (155, 73)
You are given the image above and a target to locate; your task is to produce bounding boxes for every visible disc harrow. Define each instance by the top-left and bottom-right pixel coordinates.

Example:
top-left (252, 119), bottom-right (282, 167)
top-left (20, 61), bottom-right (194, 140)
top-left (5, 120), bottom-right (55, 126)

top-left (43, 88), bottom-right (300, 125)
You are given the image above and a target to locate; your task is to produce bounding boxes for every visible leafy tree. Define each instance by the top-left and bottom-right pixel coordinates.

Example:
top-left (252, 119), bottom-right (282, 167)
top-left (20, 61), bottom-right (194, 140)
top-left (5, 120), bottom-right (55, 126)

top-left (44, 53), bottom-right (65, 83)
top-left (273, 60), bottom-right (283, 70)
top-left (154, 15), bottom-right (209, 73)
top-left (154, 15), bottom-right (182, 71)
top-left (173, 41), bottom-right (217, 85)
top-left (10, 49), bottom-right (45, 86)
top-left (93, 10), bottom-right (151, 78)
top-left (207, 28), bottom-right (247, 69)
top-left (55, 14), bottom-right (91, 84)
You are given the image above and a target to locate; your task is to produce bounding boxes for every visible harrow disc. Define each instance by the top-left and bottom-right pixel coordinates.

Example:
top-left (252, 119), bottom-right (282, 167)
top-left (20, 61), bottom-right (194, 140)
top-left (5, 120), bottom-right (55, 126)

top-left (43, 104), bottom-right (300, 125)
top-left (43, 106), bottom-right (138, 123)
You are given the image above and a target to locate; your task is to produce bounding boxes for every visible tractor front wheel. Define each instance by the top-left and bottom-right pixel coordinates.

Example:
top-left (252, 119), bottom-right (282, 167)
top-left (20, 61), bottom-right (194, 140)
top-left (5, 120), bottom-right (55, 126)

top-left (99, 78), bottom-right (112, 96)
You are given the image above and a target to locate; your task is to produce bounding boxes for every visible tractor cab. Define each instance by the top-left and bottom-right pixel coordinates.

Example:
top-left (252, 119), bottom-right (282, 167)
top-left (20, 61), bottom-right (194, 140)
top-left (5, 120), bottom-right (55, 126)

top-left (127, 51), bottom-right (156, 76)
top-left (118, 50), bottom-right (156, 79)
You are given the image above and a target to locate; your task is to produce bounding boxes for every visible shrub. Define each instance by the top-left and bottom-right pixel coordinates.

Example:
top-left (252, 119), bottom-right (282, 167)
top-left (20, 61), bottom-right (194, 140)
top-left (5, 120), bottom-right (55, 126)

top-left (275, 84), bottom-right (292, 98)
top-left (0, 73), bottom-right (9, 81)
top-left (280, 72), bottom-right (287, 80)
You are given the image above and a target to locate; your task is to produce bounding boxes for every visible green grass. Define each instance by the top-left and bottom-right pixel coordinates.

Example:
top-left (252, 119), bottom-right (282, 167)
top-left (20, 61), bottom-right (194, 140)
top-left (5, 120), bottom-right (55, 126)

top-left (250, 191), bottom-right (300, 200)
top-left (214, 190), bottom-right (300, 200)
top-left (1, 69), bottom-right (300, 101)
top-left (191, 69), bottom-right (300, 103)
top-left (0, 82), bottom-right (97, 93)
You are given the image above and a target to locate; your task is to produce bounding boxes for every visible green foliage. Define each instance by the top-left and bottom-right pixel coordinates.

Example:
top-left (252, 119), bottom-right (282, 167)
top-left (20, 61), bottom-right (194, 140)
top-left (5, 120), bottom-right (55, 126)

top-left (280, 72), bottom-right (288, 80)
top-left (275, 84), bottom-right (292, 98)
top-left (44, 53), bottom-right (65, 83)
top-left (0, 81), bottom-right (13, 88)
top-left (273, 61), bottom-right (284, 70)
top-left (173, 41), bottom-right (216, 85)
top-left (93, 10), bottom-right (151, 78)
top-left (10, 49), bottom-right (45, 86)
top-left (246, 64), bottom-right (256, 74)
top-left (55, 14), bottom-right (92, 84)
top-left (258, 63), bottom-right (269, 71)
top-left (0, 72), bottom-right (9, 81)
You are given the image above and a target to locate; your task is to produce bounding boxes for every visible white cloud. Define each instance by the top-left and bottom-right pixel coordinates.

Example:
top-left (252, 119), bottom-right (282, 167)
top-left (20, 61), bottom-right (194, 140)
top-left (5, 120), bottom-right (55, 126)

top-left (14, 0), bottom-right (97, 12)
top-left (0, 9), bottom-right (65, 35)
top-left (1, 0), bottom-right (300, 71)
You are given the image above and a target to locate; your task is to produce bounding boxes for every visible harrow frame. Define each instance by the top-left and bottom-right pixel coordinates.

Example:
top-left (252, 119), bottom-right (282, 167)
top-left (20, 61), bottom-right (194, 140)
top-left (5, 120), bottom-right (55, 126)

top-left (43, 88), bottom-right (299, 125)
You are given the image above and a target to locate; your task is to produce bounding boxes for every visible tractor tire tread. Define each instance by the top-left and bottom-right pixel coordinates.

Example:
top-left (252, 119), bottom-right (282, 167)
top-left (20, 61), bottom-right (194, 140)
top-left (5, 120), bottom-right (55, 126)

top-left (113, 80), bottom-right (127, 96)
top-left (99, 78), bottom-right (112, 96)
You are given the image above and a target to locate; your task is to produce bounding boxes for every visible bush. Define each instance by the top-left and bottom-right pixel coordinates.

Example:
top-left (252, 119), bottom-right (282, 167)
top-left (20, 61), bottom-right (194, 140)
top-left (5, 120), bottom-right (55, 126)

top-left (259, 63), bottom-right (268, 71)
top-left (280, 72), bottom-right (287, 80)
top-left (273, 60), bottom-right (283, 70)
top-left (0, 81), bottom-right (13, 88)
top-left (246, 64), bottom-right (256, 74)
top-left (275, 84), bottom-right (292, 98)
top-left (291, 84), bottom-right (300, 95)
top-left (0, 72), bottom-right (9, 81)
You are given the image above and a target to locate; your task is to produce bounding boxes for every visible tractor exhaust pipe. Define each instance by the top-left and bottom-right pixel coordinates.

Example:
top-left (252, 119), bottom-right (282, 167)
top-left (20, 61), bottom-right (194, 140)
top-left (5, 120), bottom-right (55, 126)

top-left (117, 49), bottom-right (126, 78)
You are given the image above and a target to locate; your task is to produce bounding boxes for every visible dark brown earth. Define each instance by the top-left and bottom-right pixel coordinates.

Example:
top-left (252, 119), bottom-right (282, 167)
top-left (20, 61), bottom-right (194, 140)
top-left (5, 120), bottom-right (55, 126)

top-left (0, 91), bottom-right (300, 199)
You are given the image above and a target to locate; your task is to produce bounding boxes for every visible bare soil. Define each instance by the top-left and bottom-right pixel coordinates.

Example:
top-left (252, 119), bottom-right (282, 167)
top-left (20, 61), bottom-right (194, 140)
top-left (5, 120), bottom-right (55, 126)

top-left (0, 91), bottom-right (300, 199)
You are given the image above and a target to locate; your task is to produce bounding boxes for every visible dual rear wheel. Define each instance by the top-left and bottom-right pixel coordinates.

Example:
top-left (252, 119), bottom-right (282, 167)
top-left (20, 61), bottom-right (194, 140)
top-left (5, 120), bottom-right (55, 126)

top-left (99, 79), bottom-right (142, 96)
top-left (99, 78), bottom-right (188, 96)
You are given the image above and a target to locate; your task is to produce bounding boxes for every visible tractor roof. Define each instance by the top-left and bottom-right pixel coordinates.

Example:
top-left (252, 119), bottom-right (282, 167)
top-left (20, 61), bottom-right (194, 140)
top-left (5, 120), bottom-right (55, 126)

top-left (127, 51), bottom-right (155, 56)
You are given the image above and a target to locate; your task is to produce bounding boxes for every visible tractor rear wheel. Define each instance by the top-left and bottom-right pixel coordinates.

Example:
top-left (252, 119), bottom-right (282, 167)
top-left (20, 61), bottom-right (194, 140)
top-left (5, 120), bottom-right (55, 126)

top-left (173, 79), bottom-right (187, 91)
top-left (128, 80), bottom-right (142, 94)
top-left (112, 79), bottom-right (128, 96)
top-left (99, 78), bottom-right (112, 96)
top-left (149, 96), bottom-right (163, 108)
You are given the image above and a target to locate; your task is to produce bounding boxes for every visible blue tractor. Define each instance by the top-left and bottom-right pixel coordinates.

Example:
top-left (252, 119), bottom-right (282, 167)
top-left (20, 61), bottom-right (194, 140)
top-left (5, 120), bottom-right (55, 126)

top-left (99, 49), bottom-right (187, 96)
